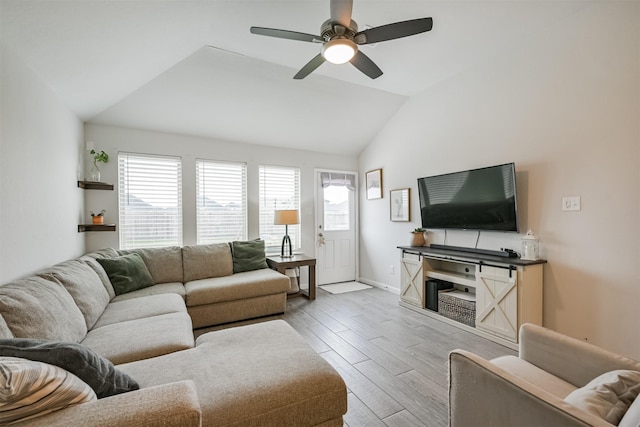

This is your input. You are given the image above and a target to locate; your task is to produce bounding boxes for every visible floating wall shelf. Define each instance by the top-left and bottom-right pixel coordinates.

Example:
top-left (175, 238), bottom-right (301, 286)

top-left (77, 181), bottom-right (114, 190)
top-left (78, 224), bottom-right (116, 233)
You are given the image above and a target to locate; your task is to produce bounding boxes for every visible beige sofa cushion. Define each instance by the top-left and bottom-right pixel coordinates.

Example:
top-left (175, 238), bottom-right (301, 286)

top-left (83, 248), bottom-right (119, 259)
top-left (119, 246), bottom-right (183, 284)
top-left (185, 268), bottom-right (290, 307)
top-left (182, 243), bottom-right (232, 282)
top-left (93, 294), bottom-right (187, 329)
top-left (81, 248), bottom-right (120, 299)
top-left (0, 276), bottom-right (87, 343)
top-left (0, 315), bottom-right (13, 339)
top-left (38, 260), bottom-right (110, 330)
top-left (119, 320), bottom-right (347, 426)
top-left (187, 293), bottom-right (286, 329)
top-left (10, 381), bottom-right (202, 427)
top-left (111, 282), bottom-right (185, 302)
top-left (491, 355), bottom-right (578, 399)
top-left (82, 312), bottom-right (194, 365)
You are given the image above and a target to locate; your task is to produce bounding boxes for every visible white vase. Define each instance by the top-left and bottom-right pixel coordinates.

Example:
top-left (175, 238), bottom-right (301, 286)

top-left (422, 231), bottom-right (430, 246)
top-left (89, 162), bottom-right (101, 182)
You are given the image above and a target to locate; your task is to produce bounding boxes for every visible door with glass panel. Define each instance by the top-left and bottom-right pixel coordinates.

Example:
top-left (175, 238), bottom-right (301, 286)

top-left (316, 170), bottom-right (357, 285)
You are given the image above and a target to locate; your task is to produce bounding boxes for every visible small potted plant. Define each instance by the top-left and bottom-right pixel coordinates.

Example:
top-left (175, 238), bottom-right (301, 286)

top-left (90, 209), bottom-right (106, 225)
top-left (410, 227), bottom-right (426, 246)
top-left (89, 149), bottom-right (109, 182)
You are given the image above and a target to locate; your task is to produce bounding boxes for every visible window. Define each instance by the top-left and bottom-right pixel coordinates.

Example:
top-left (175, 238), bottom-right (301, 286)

top-left (259, 165), bottom-right (300, 252)
top-left (196, 160), bottom-right (247, 244)
top-left (323, 186), bottom-right (350, 230)
top-left (321, 172), bottom-right (356, 231)
top-left (118, 153), bottom-right (182, 249)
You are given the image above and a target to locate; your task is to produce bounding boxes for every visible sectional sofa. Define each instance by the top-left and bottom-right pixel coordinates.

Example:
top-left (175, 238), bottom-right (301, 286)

top-left (0, 242), bottom-right (348, 426)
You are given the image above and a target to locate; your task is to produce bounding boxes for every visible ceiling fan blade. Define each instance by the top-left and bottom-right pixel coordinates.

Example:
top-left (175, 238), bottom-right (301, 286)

top-left (294, 54), bottom-right (326, 79)
top-left (350, 51), bottom-right (383, 79)
top-left (250, 27), bottom-right (322, 43)
top-left (355, 17), bottom-right (433, 45)
top-left (330, 0), bottom-right (353, 28)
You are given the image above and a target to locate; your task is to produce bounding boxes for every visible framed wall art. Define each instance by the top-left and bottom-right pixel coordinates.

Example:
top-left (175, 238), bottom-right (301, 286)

top-left (390, 188), bottom-right (410, 221)
top-left (366, 168), bottom-right (383, 200)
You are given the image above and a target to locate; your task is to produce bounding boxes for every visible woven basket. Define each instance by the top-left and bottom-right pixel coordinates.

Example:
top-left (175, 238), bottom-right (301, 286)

top-left (438, 292), bottom-right (476, 327)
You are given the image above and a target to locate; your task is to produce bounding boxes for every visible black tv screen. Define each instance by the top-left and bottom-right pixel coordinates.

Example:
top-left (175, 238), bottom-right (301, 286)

top-left (417, 163), bottom-right (519, 232)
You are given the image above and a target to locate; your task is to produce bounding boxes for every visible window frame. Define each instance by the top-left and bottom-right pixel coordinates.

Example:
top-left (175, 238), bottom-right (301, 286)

top-left (258, 165), bottom-right (301, 253)
top-left (118, 152), bottom-right (183, 250)
top-left (195, 159), bottom-right (248, 244)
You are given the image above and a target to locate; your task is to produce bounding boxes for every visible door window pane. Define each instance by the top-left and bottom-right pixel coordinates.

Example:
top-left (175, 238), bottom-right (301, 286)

top-left (323, 185), bottom-right (350, 231)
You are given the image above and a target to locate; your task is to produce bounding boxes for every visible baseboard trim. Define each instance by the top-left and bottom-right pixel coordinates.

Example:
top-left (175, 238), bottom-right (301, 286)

top-left (357, 277), bottom-right (400, 295)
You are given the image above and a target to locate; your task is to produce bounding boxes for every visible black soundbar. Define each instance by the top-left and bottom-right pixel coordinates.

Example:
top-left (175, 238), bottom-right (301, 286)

top-left (429, 244), bottom-right (518, 258)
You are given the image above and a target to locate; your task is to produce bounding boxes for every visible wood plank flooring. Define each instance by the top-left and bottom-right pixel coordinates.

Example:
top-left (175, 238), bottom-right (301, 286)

top-left (195, 286), bottom-right (516, 427)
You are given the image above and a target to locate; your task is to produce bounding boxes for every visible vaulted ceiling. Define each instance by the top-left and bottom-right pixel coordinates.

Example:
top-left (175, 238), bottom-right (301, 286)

top-left (1, 1), bottom-right (590, 155)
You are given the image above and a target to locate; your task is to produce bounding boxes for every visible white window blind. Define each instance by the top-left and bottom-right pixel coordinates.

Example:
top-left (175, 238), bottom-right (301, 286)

top-left (118, 153), bottom-right (183, 249)
top-left (196, 160), bottom-right (247, 244)
top-left (259, 165), bottom-right (301, 252)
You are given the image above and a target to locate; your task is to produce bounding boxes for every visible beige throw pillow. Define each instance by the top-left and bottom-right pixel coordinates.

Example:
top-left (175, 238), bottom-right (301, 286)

top-left (564, 369), bottom-right (640, 424)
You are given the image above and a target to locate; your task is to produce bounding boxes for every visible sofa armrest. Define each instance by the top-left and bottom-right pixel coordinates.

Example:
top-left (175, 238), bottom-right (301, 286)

top-left (13, 380), bottom-right (201, 427)
top-left (449, 350), bottom-right (611, 427)
top-left (519, 323), bottom-right (640, 387)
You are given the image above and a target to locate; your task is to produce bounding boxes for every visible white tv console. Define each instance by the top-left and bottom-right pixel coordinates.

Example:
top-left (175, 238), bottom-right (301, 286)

top-left (398, 245), bottom-right (547, 349)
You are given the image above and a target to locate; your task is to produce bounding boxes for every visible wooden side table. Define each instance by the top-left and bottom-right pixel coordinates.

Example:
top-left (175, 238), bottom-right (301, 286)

top-left (266, 255), bottom-right (316, 300)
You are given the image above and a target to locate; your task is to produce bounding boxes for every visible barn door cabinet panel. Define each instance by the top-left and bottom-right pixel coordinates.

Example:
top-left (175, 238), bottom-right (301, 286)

top-left (400, 252), bottom-right (425, 308)
top-left (475, 265), bottom-right (518, 341)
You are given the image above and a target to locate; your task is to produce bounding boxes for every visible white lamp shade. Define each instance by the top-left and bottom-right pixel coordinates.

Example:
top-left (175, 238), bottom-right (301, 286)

top-left (322, 39), bottom-right (357, 64)
top-left (274, 209), bottom-right (300, 225)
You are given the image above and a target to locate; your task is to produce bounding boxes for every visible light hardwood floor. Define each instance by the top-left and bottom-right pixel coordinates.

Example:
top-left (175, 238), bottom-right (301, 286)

top-left (196, 286), bottom-right (516, 426)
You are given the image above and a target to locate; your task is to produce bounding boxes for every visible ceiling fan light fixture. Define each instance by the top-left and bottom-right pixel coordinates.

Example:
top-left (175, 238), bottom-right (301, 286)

top-left (322, 38), bottom-right (357, 64)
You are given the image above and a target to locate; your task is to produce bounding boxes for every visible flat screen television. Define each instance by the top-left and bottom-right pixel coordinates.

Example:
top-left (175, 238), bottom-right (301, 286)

top-left (417, 163), bottom-right (519, 232)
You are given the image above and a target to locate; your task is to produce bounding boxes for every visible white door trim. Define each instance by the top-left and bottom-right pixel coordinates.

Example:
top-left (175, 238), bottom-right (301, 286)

top-left (314, 168), bottom-right (359, 282)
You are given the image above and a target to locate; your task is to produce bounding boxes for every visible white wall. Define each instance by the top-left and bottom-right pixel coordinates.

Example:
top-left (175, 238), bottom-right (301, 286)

top-left (83, 123), bottom-right (358, 258)
top-left (358, 2), bottom-right (640, 359)
top-left (0, 43), bottom-right (85, 283)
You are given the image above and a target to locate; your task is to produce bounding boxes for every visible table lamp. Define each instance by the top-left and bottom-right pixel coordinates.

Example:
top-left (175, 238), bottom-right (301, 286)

top-left (274, 209), bottom-right (299, 258)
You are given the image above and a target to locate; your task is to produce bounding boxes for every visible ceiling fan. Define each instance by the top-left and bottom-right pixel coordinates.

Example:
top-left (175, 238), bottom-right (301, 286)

top-left (250, 0), bottom-right (433, 80)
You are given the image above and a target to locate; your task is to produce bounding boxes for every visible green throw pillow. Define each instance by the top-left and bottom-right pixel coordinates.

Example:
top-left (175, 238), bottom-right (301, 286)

top-left (96, 253), bottom-right (154, 296)
top-left (232, 240), bottom-right (268, 273)
top-left (0, 339), bottom-right (139, 398)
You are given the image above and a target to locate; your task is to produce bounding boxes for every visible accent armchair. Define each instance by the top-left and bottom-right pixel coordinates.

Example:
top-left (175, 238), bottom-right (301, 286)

top-left (449, 323), bottom-right (640, 427)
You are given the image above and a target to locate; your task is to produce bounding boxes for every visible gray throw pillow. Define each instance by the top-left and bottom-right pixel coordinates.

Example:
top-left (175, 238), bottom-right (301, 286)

top-left (232, 240), bottom-right (268, 273)
top-left (97, 253), bottom-right (154, 295)
top-left (0, 338), bottom-right (139, 398)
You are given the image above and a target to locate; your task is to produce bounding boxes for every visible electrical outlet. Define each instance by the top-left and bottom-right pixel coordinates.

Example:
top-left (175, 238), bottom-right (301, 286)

top-left (388, 265), bottom-right (394, 274)
top-left (562, 196), bottom-right (581, 211)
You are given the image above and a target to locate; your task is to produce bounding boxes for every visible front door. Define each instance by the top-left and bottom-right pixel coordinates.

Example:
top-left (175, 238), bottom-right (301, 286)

top-left (315, 170), bottom-right (357, 285)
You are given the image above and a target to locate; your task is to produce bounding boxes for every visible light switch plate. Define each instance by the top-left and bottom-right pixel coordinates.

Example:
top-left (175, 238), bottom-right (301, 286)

top-left (562, 196), bottom-right (581, 211)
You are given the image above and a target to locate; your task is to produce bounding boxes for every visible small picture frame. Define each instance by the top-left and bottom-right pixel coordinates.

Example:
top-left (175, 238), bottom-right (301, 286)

top-left (366, 168), bottom-right (383, 200)
top-left (390, 188), bottom-right (410, 221)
